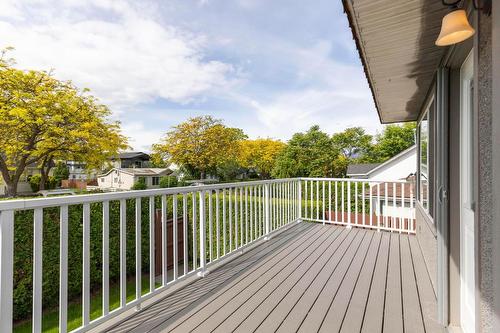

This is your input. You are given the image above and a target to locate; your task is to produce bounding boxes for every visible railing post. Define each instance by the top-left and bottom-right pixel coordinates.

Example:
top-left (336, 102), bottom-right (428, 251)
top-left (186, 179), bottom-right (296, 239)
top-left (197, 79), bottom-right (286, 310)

top-left (346, 181), bottom-right (352, 229)
top-left (0, 210), bottom-right (14, 333)
top-left (298, 179), bottom-right (302, 222)
top-left (264, 183), bottom-right (270, 239)
top-left (198, 191), bottom-right (207, 276)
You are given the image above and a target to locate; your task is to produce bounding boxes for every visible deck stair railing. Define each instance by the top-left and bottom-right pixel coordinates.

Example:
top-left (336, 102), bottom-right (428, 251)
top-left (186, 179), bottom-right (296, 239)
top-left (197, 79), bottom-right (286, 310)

top-left (0, 177), bottom-right (414, 333)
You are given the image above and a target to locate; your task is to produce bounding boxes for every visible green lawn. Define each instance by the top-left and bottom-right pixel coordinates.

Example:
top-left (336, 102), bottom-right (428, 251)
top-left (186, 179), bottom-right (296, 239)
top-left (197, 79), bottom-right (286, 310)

top-left (14, 275), bottom-right (159, 333)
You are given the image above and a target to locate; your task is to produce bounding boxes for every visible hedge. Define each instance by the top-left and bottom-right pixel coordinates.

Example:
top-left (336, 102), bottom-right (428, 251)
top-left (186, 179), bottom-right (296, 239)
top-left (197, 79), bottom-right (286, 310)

top-left (12, 196), bottom-right (191, 321)
top-left (12, 192), bottom-right (294, 321)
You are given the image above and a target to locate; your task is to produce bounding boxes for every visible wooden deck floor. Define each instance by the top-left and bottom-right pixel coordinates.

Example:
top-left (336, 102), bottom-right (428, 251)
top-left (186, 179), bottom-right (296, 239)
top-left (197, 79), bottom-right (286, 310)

top-left (104, 223), bottom-right (443, 333)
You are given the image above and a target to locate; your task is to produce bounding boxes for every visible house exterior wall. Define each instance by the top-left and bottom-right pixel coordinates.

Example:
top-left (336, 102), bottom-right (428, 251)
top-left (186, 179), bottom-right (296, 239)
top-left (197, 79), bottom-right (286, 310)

top-left (98, 170), bottom-right (135, 190)
top-left (416, 203), bottom-right (437, 296)
top-left (368, 149), bottom-right (416, 180)
top-left (475, 6), bottom-right (498, 332)
top-left (491, 2), bottom-right (500, 332)
top-left (98, 171), bottom-right (162, 190)
top-left (413, 4), bottom-right (498, 330)
top-left (142, 176), bottom-right (161, 189)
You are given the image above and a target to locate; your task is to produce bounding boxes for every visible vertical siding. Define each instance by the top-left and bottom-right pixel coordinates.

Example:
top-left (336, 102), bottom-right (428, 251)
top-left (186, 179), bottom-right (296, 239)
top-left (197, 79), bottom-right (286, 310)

top-left (416, 203), bottom-right (437, 297)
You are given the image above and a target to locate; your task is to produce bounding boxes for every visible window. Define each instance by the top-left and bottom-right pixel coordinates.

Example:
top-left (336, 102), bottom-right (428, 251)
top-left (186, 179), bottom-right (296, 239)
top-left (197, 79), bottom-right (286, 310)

top-left (420, 113), bottom-right (429, 210)
top-left (152, 177), bottom-right (159, 186)
top-left (418, 100), bottom-right (434, 217)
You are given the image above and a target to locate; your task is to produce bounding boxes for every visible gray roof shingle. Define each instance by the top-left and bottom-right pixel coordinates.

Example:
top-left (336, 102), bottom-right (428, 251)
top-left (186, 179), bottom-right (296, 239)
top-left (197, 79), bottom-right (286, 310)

top-left (346, 163), bottom-right (381, 176)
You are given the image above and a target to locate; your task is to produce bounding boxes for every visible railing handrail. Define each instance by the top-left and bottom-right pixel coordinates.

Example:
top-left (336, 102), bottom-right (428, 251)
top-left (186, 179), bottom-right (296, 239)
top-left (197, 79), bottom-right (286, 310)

top-left (0, 178), bottom-right (298, 211)
top-left (0, 177), bottom-right (416, 333)
top-left (300, 177), bottom-right (413, 184)
top-left (0, 177), bottom-right (414, 211)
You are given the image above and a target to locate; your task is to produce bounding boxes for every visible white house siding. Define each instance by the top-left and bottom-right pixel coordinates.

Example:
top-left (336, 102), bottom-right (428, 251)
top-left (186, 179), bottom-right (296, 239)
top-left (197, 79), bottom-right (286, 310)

top-left (368, 148), bottom-right (416, 181)
top-left (98, 170), bottom-right (135, 190)
top-left (97, 169), bottom-right (167, 191)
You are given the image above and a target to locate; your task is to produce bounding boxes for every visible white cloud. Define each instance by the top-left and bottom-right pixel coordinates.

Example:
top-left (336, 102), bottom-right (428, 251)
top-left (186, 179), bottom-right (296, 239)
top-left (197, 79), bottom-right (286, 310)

top-left (120, 121), bottom-right (164, 152)
top-left (0, 0), bottom-right (237, 109)
top-left (248, 88), bottom-right (380, 139)
top-left (233, 40), bottom-right (382, 139)
top-left (1, 1), bottom-right (381, 149)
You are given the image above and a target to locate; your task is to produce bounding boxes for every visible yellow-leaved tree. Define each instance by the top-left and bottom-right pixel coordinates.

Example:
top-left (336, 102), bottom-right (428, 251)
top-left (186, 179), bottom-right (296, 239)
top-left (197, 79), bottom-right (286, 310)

top-left (152, 116), bottom-right (246, 179)
top-left (0, 49), bottom-right (128, 196)
top-left (238, 138), bottom-right (286, 179)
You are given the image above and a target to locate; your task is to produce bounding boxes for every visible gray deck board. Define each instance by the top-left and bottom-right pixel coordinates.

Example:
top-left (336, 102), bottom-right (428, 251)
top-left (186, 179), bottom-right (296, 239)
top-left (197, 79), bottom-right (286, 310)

top-left (106, 223), bottom-right (443, 333)
top-left (361, 231), bottom-right (391, 333)
top-left (383, 233), bottom-right (404, 333)
top-left (209, 225), bottom-right (344, 333)
top-left (237, 228), bottom-right (352, 333)
top-left (339, 231), bottom-right (382, 333)
top-left (108, 222), bottom-right (316, 333)
top-left (171, 224), bottom-right (339, 333)
top-left (296, 229), bottom-right (368, 333)
top-left (400, 235), bottom-right (425, 333)
top-left (163, 224), bottom-right (336, 333)
top-left (271, 228), bottom-right (359, 333)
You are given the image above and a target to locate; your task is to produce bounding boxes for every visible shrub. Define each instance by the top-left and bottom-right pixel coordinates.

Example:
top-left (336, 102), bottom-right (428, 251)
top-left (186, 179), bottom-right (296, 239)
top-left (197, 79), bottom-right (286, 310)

top-left (131, 178), bottom-right (147, 190)
top-left (29, 174), bottom-right (42, 192)
top-left (53, 161), bottom-right (70, 185)
top-left (11, 193), bottom-right (257, 321)
top-left (29, 174), bottom-right (57, 192)
top-left (159, 176), bottom-right (178, 188)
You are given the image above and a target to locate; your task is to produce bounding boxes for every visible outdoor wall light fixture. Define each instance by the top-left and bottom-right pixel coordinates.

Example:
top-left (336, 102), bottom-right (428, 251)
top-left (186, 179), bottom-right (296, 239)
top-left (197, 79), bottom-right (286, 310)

top-left (435, 0), bottom-right (491, 46)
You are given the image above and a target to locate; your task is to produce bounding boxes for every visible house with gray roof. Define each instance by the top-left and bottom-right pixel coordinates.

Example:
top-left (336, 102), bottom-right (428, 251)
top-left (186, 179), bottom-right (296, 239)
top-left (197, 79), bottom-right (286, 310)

top-left (97, 168), bottom-right (172, 191)
top-left (346, 145), bottom-right (416, 181)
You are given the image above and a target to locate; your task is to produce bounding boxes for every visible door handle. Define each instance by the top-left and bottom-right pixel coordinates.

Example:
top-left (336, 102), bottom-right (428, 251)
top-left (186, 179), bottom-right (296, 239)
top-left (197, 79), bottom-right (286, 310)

top-left (438, 186), bottom-right (448, 203)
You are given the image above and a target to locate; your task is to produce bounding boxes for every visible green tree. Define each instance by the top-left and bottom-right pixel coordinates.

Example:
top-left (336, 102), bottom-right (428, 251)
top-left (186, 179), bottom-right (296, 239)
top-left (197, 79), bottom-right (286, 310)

top-left (272, 126), bottom-right (340, 178)
top-left (373, 123), bottom-right (416, 161)
top-left (331, 127), bottom-right (374, 160)
top-left (152, 116), bottom-right (246, 179)
top-left (159, 175), bottom-right (178, 188)
top-left (53, 161), bottom-right (70, 186)
top-left (238, 138), bottom-right (286, 179)
top-left (0, 49), bottom-right (128, 196)
top-left (131, 177), bottom-right (147, 190)
top-left (216, 160), bottom-right (245, 181)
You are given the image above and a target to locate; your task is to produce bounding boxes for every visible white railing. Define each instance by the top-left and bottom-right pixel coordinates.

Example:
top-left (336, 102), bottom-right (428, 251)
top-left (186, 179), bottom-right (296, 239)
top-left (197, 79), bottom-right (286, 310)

top-left (0, 177), bottom-right (414, 333)
top-left (0, 178), bottom-right (299, 333)
top-left (300, 178), bottom-right (416, 234)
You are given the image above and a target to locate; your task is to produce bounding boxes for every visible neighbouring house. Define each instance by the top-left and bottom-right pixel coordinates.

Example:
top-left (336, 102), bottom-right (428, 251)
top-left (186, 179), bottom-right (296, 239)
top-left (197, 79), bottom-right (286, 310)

top-left (347, 146), bottom-right (417, 224)
top-left (66, 161), bottom-right (91, 180)
top-left (369, 178), bottom-right (416, 222)
top-left (110, 152), bottom-right (151, 169)
top-left (97, 168), bottom-right (172, 191)
top-left (345, 163), bottom-right (381, 179)
top-left (344, 1), bottom-right (499, 332)
top-left (347, 145), bottom-right (417, 181)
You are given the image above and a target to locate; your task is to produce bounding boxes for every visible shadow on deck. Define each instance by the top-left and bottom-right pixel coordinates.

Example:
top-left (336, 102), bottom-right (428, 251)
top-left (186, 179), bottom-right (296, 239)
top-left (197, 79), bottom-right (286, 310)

top-left (97, 222), bottom-right (443, 333)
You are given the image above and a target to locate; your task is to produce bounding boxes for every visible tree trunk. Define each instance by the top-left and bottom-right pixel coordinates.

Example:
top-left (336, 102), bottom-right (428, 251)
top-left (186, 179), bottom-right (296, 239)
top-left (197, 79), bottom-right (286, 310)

top-left (200, 170), bottom-right (206, 180)
top-left (39, 171), bottom-right (47, 191)
top-left (5, 180), bottom-right (18, 198)
top-left (39, 157), bottom-right (53, 190)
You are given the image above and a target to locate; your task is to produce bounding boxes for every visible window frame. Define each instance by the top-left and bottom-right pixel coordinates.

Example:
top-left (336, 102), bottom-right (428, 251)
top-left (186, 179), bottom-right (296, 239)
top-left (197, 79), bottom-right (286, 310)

top-left (417, 94), bottom-right (435, 218)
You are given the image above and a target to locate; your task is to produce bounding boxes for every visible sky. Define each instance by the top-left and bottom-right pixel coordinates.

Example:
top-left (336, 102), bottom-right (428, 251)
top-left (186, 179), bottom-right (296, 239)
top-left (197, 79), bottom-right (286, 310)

top-left (0, 0), bottom-right (382, 151)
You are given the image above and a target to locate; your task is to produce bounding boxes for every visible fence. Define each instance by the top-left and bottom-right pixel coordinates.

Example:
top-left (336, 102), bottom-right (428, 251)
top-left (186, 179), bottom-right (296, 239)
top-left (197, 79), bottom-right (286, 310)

top-left (0, 177), bottom-right (414, 333)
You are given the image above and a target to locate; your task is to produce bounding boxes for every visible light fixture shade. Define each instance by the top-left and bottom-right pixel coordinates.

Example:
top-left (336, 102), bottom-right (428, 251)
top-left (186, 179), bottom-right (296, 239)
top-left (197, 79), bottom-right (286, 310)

top-left (435, 9), bottom-right (475, 46)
